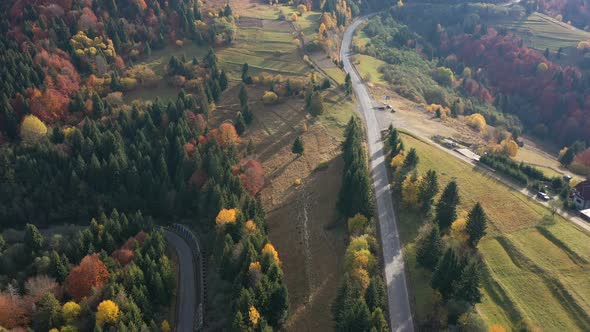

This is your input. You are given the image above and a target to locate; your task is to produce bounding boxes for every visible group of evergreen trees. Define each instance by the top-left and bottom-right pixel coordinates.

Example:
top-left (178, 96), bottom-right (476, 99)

top-left (168, 49), bottom-right (229, 104)
top-left (0, 210), bottom-right (174, 331)
top-left (332, 118), bottom-right (388, 331)
top-left (386, 127), bottom-right (489, 328)
top-left (0, 25), bottom-right (45, 139)
top-left (338, 117), bottom-right (375, 218)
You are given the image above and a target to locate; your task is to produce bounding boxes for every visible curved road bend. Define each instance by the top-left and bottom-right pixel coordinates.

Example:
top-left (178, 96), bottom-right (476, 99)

top-left (165, 231), bottom-right (197, 332)
top-left (341, 17), bottom-right (414, 332)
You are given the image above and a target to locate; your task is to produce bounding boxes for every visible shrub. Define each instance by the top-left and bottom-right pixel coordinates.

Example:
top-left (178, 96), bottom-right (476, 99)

top-left (262, 91), bottom-right (278, 104)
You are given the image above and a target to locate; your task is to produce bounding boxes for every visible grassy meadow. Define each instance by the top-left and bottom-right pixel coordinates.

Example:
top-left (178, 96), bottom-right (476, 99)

top-left (353, 54), bottom-right (388, 85)
top-left (397, 132), bottom-right (590, 330)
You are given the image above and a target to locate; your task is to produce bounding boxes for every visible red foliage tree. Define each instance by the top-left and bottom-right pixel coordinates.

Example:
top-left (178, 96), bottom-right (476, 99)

top-left (121, 231), bottom-right (148, 250)
top-left (574, 148), bottom-right (590, 167)
top-left (28, 88), bottom-right (69, 124)
top-left (65, 254), bottom-right (110, 301)
top-left (112, 249), bottom-right (134, 266)
top-left (217, 123), bottom-right (240, 147)
top-left (0, 293), bottom-right (29, 329)
top-left (239, 160), bottom-right (265, 196)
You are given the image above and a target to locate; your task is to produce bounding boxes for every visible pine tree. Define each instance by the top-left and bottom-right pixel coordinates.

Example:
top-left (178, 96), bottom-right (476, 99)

top-left (388, 128), bottom-right (400, 156)
top-left (235, 112), bottom-right (246, 135)
top-left (401, 148), bottom-right (419, 172)
top-left (24, 223), bottom-right (44, 254)
top-left (220, 69), bottom-right (229, 91)
top-left (418, 169), bottom-right (439, 211)
top-left (247, 139), bottom-right (255, 155)
top-left (33, 293), bottom-right (62, 332)
top-left (239, 83), bottom-right (248, 110)
top-left (453, 261), bottom-right (482, 304)
top-left (365, 277), bottom-right (385, 311)
top-left (243, 105), bottom-right (253, 125)
top-left (434, 180), bottom-right (460, 231)
top-left (416, 224), bottom-right (442, 270)
top-left (466, 202), bottom-right (488, 247)
top-left (344, 73), bottom-right (352, 95)
top-left (292, 136), bottom-right (304, 155)
top-left (370, 308), bottom-right (388, 332)
top-left (242, 63), bottom-right (252, 84)
top-left (431, 248), bottom-right (461, 300)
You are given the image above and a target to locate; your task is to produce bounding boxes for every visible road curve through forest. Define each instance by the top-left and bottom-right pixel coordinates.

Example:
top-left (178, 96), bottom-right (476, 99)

top-left (341, 16), bottom-right (415, 332)
top-left (165, 230), bottom-right (197, 332)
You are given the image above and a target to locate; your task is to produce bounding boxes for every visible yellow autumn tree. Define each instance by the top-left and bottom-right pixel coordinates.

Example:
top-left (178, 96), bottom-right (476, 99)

top-left (243, 220), bottom-right (258, 235)
top-left (262, 243), bottom-right (281, 265)
top-left (161, 320), bottom-right (171, 332)
top-left (537, 62), bottom-right (549, 73)
top-left (20, 115), bottom-right (48, 142)
top-left (291, 13), bottom-right (298, 21)
top-left (500, 138), bottom-right (519, 157)
top-left (347, 214), bottom-right (369, 236)
top-left (96, 300), bottom-right (120, 325)
top-left (346, 249), bottom-right (376, 272)
top-left (390, 153), bottom-right (405, 169)
top-left (249, 306), bottom-right (260, 325)
top-left (450, 210), bottom-right (469, 243)
top-left (297, 4), bottom-right (307, 13)
top-left (401, 174), bottom-right (422, 207)
top-left (62, 301), bottom-right (81, 323)
top-left (465, 113), bottom-right (486, 133)
top-left (216, 208), bottom-right (237, 226)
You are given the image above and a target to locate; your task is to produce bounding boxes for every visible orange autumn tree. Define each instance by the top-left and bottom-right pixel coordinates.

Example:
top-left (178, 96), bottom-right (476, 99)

top-left (65, 254), bottom-right (110, 301)
top-left (0, 293), bottom-right (29, 329)
top-left (218, 123), bottom-right (239, 146)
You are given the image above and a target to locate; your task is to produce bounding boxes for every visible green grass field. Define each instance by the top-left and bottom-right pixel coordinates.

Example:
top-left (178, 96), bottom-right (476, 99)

top-left (398, 132), bottom-right (590, 330)
top-left (353, 54), bottom-right (388, 85)
top-left (491, 12), bottom-right (590, 52)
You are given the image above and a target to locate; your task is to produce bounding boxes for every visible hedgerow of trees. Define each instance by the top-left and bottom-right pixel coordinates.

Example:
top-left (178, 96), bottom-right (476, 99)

top-left (332, 118), bottom-right (388, 331)
top-left (386, 129), bottom-right (489, 329)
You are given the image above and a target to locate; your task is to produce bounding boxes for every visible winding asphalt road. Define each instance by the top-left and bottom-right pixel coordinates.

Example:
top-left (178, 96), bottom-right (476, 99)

top-left (165, 231), bottom-right (197, 332)
top-left (341, 16), bottom-right (414, 332)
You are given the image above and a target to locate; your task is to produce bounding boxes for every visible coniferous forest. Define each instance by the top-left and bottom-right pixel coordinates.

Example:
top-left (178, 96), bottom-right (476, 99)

top-left (0, 0), bottom-right (288, 330)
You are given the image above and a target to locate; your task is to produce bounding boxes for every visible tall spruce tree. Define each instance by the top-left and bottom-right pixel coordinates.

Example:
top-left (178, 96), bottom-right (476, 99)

top-left (401, 148), bottom-right (419, 173)
top-left (431, 248), bottom-right (462, 300)
top-left (434, 180), bottom-right (460, 231)
top-left (418, 169), bottom-right (439, 212)
top-left (466, 202), bottom-right (488, 247)
top-left (453, 261), bottom-right (482, 304)
top-left (416, 224), bottom-right (442, 270)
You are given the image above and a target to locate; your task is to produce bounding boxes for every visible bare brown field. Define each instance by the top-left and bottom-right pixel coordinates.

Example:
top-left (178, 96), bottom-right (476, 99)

top-left (210, 83), bottom-right (353, 331)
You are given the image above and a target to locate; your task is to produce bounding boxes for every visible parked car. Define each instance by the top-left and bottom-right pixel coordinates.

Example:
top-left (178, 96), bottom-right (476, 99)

top-left (537, 192), bottom-right (550, 201)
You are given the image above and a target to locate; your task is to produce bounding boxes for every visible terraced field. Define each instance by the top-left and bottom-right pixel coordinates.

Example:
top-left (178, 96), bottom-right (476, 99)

top-left (397, 132), bottom-right (590, 330)
top-left (219, 19), bottom-right (308, 77)
top-left (491, 12), bottom-right (590, 52)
